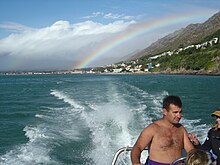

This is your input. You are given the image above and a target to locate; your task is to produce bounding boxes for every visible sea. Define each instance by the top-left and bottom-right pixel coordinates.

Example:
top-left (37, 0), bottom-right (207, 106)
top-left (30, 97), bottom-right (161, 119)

top-left (0, 74), bottom-right (219, 165)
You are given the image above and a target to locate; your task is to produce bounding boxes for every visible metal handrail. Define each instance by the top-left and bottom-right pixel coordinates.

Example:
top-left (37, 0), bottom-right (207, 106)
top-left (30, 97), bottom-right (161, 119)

top-left (170, 157), bottom-right (186, 165)
top-left (111, 147), bottom-right (186, 165)
top-left (111, 146), bottom-right (148, 165)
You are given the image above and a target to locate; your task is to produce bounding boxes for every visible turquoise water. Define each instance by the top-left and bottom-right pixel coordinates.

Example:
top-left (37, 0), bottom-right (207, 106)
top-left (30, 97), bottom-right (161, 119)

top-left (0, 74), bottom-right (219, 165)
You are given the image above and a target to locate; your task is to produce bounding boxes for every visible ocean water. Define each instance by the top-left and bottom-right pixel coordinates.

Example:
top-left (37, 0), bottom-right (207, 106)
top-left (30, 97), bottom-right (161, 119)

top-left (0, 74), bottom-right (219, 165)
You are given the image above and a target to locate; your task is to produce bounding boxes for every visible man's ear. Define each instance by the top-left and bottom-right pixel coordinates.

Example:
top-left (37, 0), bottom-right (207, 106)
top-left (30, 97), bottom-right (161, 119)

top-left (163, 108), bottom-right (168, 115)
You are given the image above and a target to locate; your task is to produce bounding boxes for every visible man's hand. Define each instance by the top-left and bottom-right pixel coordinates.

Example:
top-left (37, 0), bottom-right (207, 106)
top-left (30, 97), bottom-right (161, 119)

top-left (188, 133), bottom-right (200, 145)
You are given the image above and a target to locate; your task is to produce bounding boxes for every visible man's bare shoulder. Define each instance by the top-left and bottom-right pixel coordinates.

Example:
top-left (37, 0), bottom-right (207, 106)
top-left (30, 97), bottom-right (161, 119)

top-left (179, 124), bottom-right (189, 132)
top-left (142, 121), bottom-right (160, 132)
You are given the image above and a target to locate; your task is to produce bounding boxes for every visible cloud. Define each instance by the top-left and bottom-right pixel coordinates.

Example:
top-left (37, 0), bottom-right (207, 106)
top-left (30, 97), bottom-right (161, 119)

top-left (0, 10), bottom-right (195, 71)
top-left (104, 13), bottom-right (123, 19)
top-left (0, 20), bottom-right (138, 71)
top-left (83, 12), bottom-right (135, 21)
top-left (0, 22), bottom-right (34, 33)
top-left (83, 12), bottom-right (104, 19)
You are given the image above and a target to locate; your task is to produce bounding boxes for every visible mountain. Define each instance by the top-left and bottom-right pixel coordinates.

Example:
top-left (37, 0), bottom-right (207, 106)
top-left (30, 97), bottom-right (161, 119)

top-left (117, 49), bottom-right (141, 62)
top-left (129, 11), bottom-right (220, 60)
top-left (143, 34), bottom-right (220, 74)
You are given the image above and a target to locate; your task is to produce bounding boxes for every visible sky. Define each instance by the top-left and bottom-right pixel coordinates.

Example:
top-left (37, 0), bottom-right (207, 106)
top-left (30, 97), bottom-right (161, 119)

top-left (0, 0), bottom-right (220, 71)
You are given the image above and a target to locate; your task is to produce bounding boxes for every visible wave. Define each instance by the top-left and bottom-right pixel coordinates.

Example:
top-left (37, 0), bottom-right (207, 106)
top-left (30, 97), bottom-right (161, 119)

top-left (50, 90), bottom-right (84, 110)
top-left (0, 77), bottom-right (211, 165)
top-left (72, 82), bottom-right (170, 165)
top-left (0, 91), bottom-right (86, 165)
top-left (0, 125), bottom-right (57, 165)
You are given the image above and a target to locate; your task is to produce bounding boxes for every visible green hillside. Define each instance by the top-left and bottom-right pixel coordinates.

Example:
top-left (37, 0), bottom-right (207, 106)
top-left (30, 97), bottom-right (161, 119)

top-left (91, 31), bottom-right (220, 75)
top-left (139, 34), bottom-right (220, 74)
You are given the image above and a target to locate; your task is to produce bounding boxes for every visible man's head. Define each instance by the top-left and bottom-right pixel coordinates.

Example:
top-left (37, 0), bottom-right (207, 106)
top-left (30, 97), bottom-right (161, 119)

top-left (162, 95), bottom-right (183, 125)
top-left (163, 95), bottom-right (182, 111)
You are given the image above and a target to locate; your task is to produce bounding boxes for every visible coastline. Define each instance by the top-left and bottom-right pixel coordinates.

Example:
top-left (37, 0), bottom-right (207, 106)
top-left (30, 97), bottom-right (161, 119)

top-left (0, 70), bottom-right (220, 76)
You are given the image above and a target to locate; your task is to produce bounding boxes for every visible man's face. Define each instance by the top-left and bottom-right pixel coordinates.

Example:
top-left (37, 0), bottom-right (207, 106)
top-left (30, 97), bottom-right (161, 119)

top-left (164, 104), bottom-right (182, 124)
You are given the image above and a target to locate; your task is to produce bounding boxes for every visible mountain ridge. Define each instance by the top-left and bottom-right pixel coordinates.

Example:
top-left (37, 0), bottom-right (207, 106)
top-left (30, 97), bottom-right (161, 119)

top-left (128, 11), bottom-right (220, 60)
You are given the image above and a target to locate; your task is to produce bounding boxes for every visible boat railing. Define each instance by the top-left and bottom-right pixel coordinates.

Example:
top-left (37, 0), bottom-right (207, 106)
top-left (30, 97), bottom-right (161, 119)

top-left (170, 157), bottom-right (186, 165)
top-left (111, 146), bottom-right (186, 165)
top-left (111, 146), bottom-right (148, 165)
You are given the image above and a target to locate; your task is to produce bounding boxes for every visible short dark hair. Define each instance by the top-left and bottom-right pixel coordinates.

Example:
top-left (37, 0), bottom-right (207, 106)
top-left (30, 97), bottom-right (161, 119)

top-left (163, 95), bottom-right (182, 111)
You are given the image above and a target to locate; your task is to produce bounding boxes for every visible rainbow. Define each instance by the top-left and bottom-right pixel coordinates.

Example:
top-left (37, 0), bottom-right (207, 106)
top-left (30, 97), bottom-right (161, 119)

top-left (76, 11), bottom-right (213, 69)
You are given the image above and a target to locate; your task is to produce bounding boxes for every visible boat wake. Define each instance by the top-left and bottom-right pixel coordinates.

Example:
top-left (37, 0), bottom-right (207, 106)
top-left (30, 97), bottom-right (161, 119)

top-left (0, 78), bottom-right (210, 165)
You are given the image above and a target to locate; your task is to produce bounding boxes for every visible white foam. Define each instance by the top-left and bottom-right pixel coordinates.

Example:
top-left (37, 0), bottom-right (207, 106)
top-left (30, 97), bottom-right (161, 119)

top-left (86, 103), bottom-right (133, 165)
top-left (181, 118), bottom-right (210, 142)
top-left (50, 89), bottom-right (84, 109)
top-left (77, 83), bottom-right (161, 165)
top-left (37, 107), bottom-right (82, 141)
top-left (0, 126), bottom-right (57, 165)
top-left (0, 99), bottom-right (85, 165)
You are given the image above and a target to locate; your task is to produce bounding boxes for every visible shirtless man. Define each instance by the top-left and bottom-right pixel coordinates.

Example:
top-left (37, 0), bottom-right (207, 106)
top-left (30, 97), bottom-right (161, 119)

top-left (131, 95), bottom-right (194, 165)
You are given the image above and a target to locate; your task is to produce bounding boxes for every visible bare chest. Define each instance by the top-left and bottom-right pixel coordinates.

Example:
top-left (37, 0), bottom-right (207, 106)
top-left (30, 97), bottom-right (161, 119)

top-left (154, 128), bottom-right (183, 150)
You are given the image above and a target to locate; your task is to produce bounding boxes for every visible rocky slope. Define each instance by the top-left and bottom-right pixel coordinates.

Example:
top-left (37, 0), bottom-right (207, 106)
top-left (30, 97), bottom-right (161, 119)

top-left (129, 11), bottom-right (220, 60)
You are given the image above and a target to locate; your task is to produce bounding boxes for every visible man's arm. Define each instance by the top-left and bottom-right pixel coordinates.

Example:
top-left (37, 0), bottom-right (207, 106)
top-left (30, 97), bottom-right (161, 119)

top-left (183, 127), bottom-right (195, 153)
top-left (188, 131), bottom-right (212, 151)
top-left (131, 124), bottom-right (155, 165)
top-left (188, 132), bottom-right (200, 146)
